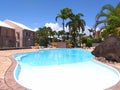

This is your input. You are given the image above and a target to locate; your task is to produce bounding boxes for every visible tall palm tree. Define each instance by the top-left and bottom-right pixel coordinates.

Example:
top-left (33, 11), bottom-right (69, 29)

top-left (66, 13), bottom-right (86, 47)
top-left (94, 2), bottom-right (120, 37)
top-left (55, 8), bottom-right (72, 37)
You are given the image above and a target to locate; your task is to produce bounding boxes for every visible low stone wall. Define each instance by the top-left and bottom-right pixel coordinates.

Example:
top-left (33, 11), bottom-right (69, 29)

top-left (0, 47), bottom-right (31, 50)
top-left (92, 43), bottom-right (100, 47)
top-left (56, 42), bottom-right (66, 48)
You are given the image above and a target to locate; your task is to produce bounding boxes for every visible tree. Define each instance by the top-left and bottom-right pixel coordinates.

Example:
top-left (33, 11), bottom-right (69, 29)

top-left (51, 30), bottom-right (57, 41)
top-left (47, 27), bottom-right (53, 42)
top-left (94, 2), bottom-right (120, 37)
top-left (88, 28), bottom-right (94, 37)
top-left (35, 27), bottom-right (50, 46)
top-left (57, 30), bottom-right (65, 41)
top-left (66, 13), bottom-right (86, 47)
top-left (55, 8), bottom-right (72, 41)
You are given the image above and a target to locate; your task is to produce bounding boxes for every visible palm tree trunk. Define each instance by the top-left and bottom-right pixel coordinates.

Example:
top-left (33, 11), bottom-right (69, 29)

top-left (62, 19), bottom-right (65, 41)
top-left (73, 31), bottom-right (77, 47)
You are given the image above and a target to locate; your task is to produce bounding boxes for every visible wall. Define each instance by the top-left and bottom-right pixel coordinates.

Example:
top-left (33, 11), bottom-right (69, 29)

top-left (0, 27), bottom-right (16, 47)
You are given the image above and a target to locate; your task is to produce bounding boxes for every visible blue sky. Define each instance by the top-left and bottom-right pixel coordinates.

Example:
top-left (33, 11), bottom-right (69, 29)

top-left (0, 0), bottom-right (119, 31)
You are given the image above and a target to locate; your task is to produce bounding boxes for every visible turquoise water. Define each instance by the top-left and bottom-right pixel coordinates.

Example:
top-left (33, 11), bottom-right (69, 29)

top-left (14, 48), bottom-right (93, 66)
top-left (13, 48), bottom-right (120, 90)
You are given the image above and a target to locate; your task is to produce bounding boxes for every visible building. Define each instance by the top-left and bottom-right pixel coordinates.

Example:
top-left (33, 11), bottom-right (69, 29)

top-left (0, 21), bottom-right (16, 48)
top-left (4, 20), bottom-right (35, 47)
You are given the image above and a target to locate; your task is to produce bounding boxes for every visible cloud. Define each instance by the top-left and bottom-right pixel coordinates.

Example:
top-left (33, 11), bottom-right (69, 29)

top-left (45, 22), bottom-right (62, 32)
top-left (84, 26), bottom-right (90, 36)
top-left (37, 22), bottom-right (98, 36)
top-left (96, 27), bottom-right (100, 31)
top-left (84, 26), bottom-right (100, 36)
top-left (45, 22), bottom-right (68, 32)
top-left (33, 28), bottom-right (39, 31)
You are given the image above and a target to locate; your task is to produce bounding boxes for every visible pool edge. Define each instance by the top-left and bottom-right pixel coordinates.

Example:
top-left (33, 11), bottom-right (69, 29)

top-left (4, 49), bottom-right (120, 90)
top-left (93, 57), bottom-right (120, 90)
top-left (4, 56), bottom-right (29, 90)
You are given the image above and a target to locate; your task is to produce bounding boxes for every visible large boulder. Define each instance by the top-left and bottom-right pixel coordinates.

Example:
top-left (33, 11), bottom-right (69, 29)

top-left (92, 35), bottom-right (120, 62)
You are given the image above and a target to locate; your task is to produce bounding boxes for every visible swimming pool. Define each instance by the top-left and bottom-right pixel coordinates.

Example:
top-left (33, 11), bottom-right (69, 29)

top-left (13, 48), bottom-right (120, 90)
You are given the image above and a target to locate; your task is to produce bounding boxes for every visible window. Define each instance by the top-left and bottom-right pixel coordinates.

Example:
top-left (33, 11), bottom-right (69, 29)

top-left (23, 31), bottom-right (26, 36)
top-left (16, 32), bottom-right (20, 39)
top-left (5, 30), bottom-right (9, 37)
top-left (0, 27), bottom-right (1, 36)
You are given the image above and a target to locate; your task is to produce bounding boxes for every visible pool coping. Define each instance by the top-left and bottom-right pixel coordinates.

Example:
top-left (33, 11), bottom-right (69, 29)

top-left (93, 58), bottom-right (120, 90)
top-left (4, 54), bottom-right (120, 90)
top-left (5, 56), bottom-right (28, 90)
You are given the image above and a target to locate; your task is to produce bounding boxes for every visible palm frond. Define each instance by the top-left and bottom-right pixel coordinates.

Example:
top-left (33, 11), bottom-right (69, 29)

top-left (100, 4), bottom-right (115, 13)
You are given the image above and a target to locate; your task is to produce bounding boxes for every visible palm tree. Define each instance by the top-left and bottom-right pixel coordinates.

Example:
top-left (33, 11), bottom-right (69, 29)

top-left (55, 8), bottom-right (72, 41)
top-left (35, 27), bottom-right (50, 46)
top-left (51, 30), bottom-right (57, 41)
top-left (56, 30), bottom-right (63, 41)
top-left (66, 13), bottom-right (86, 47)
top-left (88, 28), bottom-right (94, 37)
top-left (94, 2), bottom-right (120, 37)
top-left (47, 27), bottom-right (53, 42)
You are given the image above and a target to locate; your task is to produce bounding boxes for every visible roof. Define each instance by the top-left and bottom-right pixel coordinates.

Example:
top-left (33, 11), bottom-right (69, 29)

top-left (4, 19), bottom-right (33, 31)
top-left (0, 21), bottom-right (14, 29)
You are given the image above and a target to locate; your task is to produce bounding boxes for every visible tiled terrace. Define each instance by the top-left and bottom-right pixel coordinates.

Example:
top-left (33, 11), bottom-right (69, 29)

top-left (0, 49), bottom-right (38, 90)
top-left (0, 49), bottom-right (120, 90)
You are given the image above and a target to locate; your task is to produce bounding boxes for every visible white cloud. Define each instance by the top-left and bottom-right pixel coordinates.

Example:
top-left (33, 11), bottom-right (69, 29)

top-left (45, 22), bottom-right (69, 32)
top-left (45, 23), bottom-right (62, 32)
top-left (84, 26), bottom-right (91, 36)
top-left (84, 26), bottom-right (100, 36)
top-left (33, 28), bottom-right (39, 31)
top-left (44, 22), bottom-right (99, 36)
top-left (96, 27), bottom-right (100, 31)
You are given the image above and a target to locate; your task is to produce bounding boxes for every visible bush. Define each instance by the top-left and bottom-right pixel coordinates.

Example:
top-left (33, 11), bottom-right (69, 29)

top-left (35, 43), bottom-right (39, 46)
top-left (39, 39), bottom-right (49, 47)
top-left (86, 42), bottom-right (92, 47)
top-left (51, 42), bottom-right (57, 47)
top-left (93, 38), bottom-right (102, 43)
top-left (68, 43), bottom-right (73, 48)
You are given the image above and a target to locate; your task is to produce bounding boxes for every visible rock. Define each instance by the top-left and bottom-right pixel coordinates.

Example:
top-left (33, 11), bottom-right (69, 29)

top-left (92, 35), bottom-right (120, 62)
top-left (104, 53), bottom-right (119, 62)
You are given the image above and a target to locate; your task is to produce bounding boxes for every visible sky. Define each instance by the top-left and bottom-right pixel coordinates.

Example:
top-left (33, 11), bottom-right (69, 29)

top-left (0, 0), bottom-right (119, 32)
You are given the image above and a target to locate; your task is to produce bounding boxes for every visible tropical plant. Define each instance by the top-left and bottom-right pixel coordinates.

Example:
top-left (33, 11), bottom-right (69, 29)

top-left (35, 27), bottom-right (50, 46)
top-left (66, 13), bottom-right (86, 47)
top-left (48, 27), bottom-right (53, 42)
top-left (94, 2), bottom-right (120, 37)
top-left (51, 42), bottom-right (57, 47)
top-left (57, 30), bottom-right (65, 41)
top-left (78, 33), bottom-right (86, 47)
top-left (51, 30), bottom-right (57, 41)
top-left (34, 43), bottom-right (39, 46)
top-left (88, 28), bottom-right (94, 37)
top-left (68, 43), bottom-right (73, 48)
top-left (55, 8), bottom-right (72, 41)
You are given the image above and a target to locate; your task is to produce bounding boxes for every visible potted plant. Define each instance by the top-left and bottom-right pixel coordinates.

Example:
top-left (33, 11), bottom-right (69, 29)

top-left (51, 42), bottom-right (57, 47)
top-left (34, 43), bottom-right (40, 49)
top-left (68, 43), bottom-right (73, 48)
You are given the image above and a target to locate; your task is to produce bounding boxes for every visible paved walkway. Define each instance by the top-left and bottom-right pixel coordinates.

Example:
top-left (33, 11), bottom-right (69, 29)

top-left (0, 49), bottom-right (38, 90)
top-left (0, 49), bottom-right (120, 90)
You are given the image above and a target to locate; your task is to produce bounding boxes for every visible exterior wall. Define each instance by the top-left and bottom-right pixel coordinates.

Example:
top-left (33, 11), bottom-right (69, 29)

top-left (4, 20), bottom-right (35, 47)
top-left (0, 27), bottom-right (16, 47)
top-left (4, 21), bottom-right (23, 47)
top-left (23, 30), bottom-right (35, 47)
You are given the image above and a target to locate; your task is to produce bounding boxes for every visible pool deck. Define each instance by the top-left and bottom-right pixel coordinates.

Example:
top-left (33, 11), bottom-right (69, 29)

top-left (0, 48), bottom-right (120, 90)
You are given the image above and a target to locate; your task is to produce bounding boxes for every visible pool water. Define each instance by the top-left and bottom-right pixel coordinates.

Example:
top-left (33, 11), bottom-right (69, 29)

top-left (14, 49), bottom-right (92, 66)
top-left (14, 48), bottom-right (120, 90)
